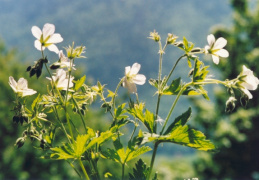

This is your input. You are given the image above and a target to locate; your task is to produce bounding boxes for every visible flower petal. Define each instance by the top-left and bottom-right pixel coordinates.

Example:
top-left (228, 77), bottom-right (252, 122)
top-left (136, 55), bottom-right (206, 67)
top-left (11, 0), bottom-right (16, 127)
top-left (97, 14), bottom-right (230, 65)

top-left (47, 33), bottom-right (63, 44)
top-left (22, 89), bottom-right (37, 97)
top-left (34, 40), bottom-right (43, 51)
top-left (31, 26), bottom-right (42, 40)
top-left (42, 23), bottom-right (55, 39)
top-left (133, 74), bottom-right (146, 85)
top-left (241, 88), bottom-right (253, 99)
top-left (9, 76), bottom-right (17, 93)
top-left (207, 34), bottom-right (215, 47)
top-left (130, 63), bottom-right (141, 75)
top-left (214, 37), bottom-right (227, 49)
top-left (17, 78), bottom-right (28, 90)
top-left (125, 66), bottom-right (131, 75)
top-left (47, 44), bottom-right (59, 54)
top-left (216, 49), bottom-right (229, 58)
top-left (212, 55), bottom-right (220, 65)
top-left (124, 79), bottom-right (137, 94)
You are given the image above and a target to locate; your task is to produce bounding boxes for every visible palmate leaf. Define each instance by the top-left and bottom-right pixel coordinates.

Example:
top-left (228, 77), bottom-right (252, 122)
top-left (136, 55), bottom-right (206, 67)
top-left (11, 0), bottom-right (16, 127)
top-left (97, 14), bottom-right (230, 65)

top-left (162, 78), bottom-right (201, 96)
top-left (129, 159), bottom-right (158, 180)
top-left (102, 139), bottom-right (152, 164)
top-left (158, 125), bottom-right (215, 151)
top-left (140, 108), bottom-right (215, 151)
top-left (192, 59), bottom-right (209, 82)
top-left (44, 128), bottom-right (115, 160)
top-left (127, 103), bottom-right (155, 133)
top-left (163, 107), bottom-right (192, 135)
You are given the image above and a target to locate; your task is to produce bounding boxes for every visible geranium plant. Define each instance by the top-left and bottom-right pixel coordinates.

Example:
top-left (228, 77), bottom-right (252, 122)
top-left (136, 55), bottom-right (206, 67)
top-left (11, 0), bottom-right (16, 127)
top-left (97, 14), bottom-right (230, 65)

top-left (9, 23), bottom-right (259, 179)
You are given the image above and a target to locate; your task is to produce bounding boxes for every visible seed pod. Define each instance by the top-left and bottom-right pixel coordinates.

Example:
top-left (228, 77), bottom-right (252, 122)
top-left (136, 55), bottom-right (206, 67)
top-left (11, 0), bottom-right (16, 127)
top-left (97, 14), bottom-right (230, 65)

top-left (30, 68), bottom-right (36, 77)
top-left (15, 137), bottom-right (25, 148)
top-left (13, 115), bottom-right (20, 124)
top-left (26, 66), bottom-right (32, 72)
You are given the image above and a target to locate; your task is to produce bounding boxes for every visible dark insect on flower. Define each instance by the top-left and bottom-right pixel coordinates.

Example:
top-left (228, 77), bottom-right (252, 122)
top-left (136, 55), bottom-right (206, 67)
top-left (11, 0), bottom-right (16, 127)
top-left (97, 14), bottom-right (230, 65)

top-left (27, 57), bottom-right (48, 78)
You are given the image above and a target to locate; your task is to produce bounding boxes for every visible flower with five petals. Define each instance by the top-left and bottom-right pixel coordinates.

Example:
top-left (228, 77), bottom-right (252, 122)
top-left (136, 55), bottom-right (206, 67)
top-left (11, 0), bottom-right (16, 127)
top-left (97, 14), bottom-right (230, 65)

top-left (31, 23), bottom-right (63, 54)
top-left (47, 69), bottom-right (74, 90)
top-left (205, 34), bottom-right (229, 64)
top-left (122, 63), bottom-right (146, 94)
top-left (9, 76), bottom-right (37, 97)
top-left (238, 65), bottom-right (259, 99)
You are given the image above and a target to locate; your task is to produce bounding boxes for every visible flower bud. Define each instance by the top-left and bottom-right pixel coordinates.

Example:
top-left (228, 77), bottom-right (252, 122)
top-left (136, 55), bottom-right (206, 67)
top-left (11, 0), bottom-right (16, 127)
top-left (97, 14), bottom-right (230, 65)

top-left (148, 30), bottom-right (160, 42)
top-left (50, 63), bottom-right (60, 70)
top-left (225, 97), bottom-right (236, 113)
top-left (240, 93), bottom-right (249, 107)
top-left (174, 42), bottom-right (184, 48)
top-left (190, 48), bottom-right (202, 53)
top-left (166, 33), bottom-right (178, 44)
top-left (15, 137), bottom-right (25, 148)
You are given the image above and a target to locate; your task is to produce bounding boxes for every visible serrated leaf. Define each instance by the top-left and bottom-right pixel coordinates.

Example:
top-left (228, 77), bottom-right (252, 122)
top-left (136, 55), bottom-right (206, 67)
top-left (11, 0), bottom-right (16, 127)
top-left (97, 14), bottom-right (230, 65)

top-left (125, 146), bottom-right (152, 162)
top-left (162, 78), bottom-right (181, 95)
top-left (86, 129), bottom-right (115, 149)
top-left (193, 59), bottom-right (209, 82)
top-left (74, 75), bottom-right (86, 91)
top-left (164, 107), bottom-right (192, 135)
top-left (127, 103), bottom-right (155, 133)
top-left (114, 103), bottom-right (128, 120)
top-left (49, 143), bottom-right (75, 160)
top-left (159, 125), bottom-right (215, 151)
top-left (129, 159), bottom-right (158, 180)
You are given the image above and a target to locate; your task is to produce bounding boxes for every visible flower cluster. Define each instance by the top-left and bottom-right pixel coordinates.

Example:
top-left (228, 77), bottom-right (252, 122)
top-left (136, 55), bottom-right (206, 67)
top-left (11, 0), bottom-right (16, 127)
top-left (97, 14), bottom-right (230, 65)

top-left (7, 23), bottom-right (259, 180)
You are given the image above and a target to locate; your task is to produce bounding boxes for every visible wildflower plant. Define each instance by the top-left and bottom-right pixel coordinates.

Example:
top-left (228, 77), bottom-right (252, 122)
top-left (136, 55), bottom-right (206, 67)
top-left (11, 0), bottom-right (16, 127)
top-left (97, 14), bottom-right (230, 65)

top-left (9, 24), bottom-right (259, 179)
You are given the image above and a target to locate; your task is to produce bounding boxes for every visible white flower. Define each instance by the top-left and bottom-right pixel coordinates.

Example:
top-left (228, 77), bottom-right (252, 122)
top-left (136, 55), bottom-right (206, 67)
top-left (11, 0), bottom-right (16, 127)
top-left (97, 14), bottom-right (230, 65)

top-left (122, 63), bottom-right (146, 94)
top-left (47, 69), bottom-right (74, 90)
top-left (31, 23), bottom-right (63, 54)
top-left (58, 50), bottom-right (76, 70)
top-left (239, 65), bottom-right (259, 99)
top-left (155, 116), bottom-right (165, 126)
top-left (9, 76), bottom-right (37, 97)
top-left (205, 34), bottom-right (229, 64)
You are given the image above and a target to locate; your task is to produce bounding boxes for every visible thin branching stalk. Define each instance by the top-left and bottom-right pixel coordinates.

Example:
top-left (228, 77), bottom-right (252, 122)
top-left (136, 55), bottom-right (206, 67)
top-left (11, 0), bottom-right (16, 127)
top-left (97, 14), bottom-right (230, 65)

top-left (147, 141), bottom-right (159, 180)
top-left (78, 159), bottom-right (90, 180)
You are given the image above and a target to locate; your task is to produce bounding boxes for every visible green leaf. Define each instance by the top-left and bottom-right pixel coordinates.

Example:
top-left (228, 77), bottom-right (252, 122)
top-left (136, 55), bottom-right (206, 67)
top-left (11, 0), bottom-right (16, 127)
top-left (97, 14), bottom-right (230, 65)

top-left (31, 94), bottom-right (41, 111)
top-left (102, 139), bottom-right (151, 164)
top-left (164, 107), bottom-right (192, 135)
top-left (162, 78), bottom-right (181, 95)
top-left (125, 146), bottom-right (152, 162)
top-left (192, 59), bottom-right (209, 82)
top-left (114, 103), bottom-right (128, 120)
top-left (127, 103), bottom-right (155, 133)
top-left (159, 125), bottom-right (215, 151)
top-left (74, 75), bottom-right (86, 91)
top-left (162, 78), bottom-right (202, 96)
top-left (86, 129), bottom-right (115, 149)
top-left (49, 143), bottom-right (75, 160)
top-left (129, 159), bottom-right (158, 180)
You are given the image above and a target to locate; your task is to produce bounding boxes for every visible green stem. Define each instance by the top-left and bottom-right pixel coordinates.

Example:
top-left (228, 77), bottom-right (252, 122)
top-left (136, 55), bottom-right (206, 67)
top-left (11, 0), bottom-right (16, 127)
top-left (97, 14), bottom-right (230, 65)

top-left (163, 54), bottom-right (186, 88)
top-left (122, 163), bottom-right (125, 180)
top-left (147, 141), bottom-right (159, 180)
top-left (112, 78), bottom-right (125, 110)
top-left (91, 159), bottom-right (100, 180)
top-left (154, 43), bottom-right (167, 133)
top-left (160, 82), bottom-right (192, 135)
top-left (79, 159), bottom-right (90, 180)
top-left (72, 97), bottom-right (88, 132)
